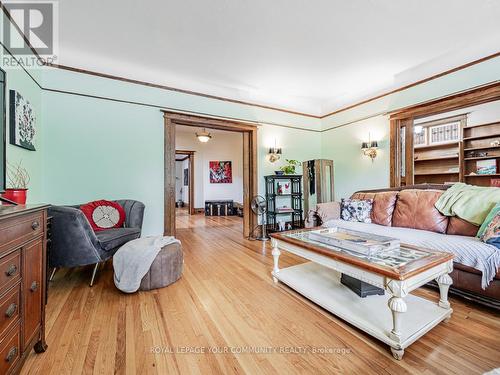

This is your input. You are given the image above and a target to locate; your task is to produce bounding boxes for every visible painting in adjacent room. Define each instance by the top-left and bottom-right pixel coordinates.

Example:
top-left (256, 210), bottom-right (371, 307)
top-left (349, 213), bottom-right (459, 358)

top-left (209, 161), bottom-right (232, 183)
top-left (9, 90), bottom-right (36, 151)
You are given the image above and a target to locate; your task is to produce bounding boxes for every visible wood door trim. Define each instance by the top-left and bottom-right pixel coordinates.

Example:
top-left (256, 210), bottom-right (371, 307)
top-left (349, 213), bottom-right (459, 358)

top-left (164, 112), bottom-right (257, 237)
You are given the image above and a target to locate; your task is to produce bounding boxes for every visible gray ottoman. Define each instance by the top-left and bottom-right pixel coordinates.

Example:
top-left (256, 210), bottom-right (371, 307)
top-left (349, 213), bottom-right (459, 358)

top-left (139, 242), bottom-right (183, 291)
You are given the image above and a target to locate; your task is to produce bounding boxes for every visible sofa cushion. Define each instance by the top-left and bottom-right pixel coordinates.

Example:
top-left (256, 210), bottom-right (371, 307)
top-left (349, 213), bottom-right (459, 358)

top-left (392, 189), bottom-right (448, 234)
top-left (351, 191), bottom-right (398, 226)
top-left (447, 217), bottom-right (479, 237)
top-left (96, 227), bottom-right (141, 251)
top-left (322, 219), bottom-right (500, 288)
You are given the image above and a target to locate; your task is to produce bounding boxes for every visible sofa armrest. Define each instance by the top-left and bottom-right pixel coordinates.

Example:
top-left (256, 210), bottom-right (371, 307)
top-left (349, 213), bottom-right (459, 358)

top-left (115, 200), bottom-right (145, 231)
top-left (309, 202), bottom-right (341, 226)
top-left (47, 206), bottom-right (102, 267)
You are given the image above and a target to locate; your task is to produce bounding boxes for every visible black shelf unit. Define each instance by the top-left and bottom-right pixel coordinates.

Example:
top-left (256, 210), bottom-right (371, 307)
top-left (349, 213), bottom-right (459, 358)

top-left (264, 174), bottom-right (303, 233)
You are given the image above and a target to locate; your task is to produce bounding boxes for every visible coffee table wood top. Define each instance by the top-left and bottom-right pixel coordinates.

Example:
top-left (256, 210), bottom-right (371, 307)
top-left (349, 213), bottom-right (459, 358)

top-left (271, 228), bottom-right (454, 281)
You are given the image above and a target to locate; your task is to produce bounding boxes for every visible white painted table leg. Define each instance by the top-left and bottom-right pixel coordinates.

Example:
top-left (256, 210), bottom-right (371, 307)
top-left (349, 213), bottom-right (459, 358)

top-left (388, 296), bottom-right (407, 346)
top-left (271, 239), bottom-right (281, 283)
top-left (390, 347), bottom-right (404, 360)
top-left (436, 273), bottom-right (453, 309)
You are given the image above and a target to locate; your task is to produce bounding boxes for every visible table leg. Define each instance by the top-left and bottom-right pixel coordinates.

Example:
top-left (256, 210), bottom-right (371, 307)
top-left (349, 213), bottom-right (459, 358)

top-left (436, 273), bottom-right (453, 310)
top-left (271, 240), bottom-right (280, 283)
top-left (388, 296), bottom-right (407, 359)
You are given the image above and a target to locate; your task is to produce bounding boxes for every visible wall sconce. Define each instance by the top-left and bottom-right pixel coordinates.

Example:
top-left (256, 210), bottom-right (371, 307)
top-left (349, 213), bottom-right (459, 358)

top-left (361, 135), bottom-right (378, 161)
top-left (267, 139), bottom-right (282, 163)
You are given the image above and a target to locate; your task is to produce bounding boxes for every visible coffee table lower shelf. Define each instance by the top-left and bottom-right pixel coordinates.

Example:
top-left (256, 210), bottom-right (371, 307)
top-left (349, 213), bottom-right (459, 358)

top-left (272, 262), bottom-right (452, 358)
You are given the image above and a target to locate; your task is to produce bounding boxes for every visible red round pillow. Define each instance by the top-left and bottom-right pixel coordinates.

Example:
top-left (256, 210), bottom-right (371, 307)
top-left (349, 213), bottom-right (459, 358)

top-left (80, 200), bottom-right (126, 232)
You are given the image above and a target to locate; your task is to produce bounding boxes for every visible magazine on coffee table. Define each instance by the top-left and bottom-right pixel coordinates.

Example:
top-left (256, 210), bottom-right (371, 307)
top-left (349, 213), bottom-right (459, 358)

top-left (308, 227), bottom-right (400, 256)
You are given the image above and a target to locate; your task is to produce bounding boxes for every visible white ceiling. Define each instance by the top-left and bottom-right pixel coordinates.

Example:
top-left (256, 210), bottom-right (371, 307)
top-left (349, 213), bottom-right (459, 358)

top-left (55, 0), bottom-right (500, 116)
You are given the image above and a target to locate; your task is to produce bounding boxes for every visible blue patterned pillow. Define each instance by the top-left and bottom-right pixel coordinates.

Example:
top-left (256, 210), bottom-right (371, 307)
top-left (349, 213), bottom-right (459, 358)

top-left (479, 203), bottom-right (500, 249)
top-left (341, 198), bottom-right (373, 223)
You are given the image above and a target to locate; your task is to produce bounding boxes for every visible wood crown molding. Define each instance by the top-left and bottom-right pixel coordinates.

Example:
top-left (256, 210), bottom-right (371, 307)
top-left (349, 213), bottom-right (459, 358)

top-left (1, 3), bottom-right (498, 120)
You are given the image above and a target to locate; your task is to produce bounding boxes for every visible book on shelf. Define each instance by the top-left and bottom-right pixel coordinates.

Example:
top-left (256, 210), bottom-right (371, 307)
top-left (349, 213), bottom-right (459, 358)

top-left (308, 227), bottom-right (400, 256)
top-left (476, 159), bottom-right (497, 175)
top-left (275, 207), bottom-right (294, 213)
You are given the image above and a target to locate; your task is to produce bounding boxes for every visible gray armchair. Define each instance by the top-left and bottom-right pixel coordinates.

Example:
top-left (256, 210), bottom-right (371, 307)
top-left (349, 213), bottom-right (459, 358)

top-left (48, 200), bottom-right (145, 286)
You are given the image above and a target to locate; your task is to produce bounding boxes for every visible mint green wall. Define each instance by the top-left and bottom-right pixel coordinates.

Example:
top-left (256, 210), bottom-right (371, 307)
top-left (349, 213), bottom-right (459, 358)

top-left (1, 11), bottom-right (44, 203)
top-left (41, 68), bottom-right (321, 235)
top-left (321, 56), bottom-right (500, 200)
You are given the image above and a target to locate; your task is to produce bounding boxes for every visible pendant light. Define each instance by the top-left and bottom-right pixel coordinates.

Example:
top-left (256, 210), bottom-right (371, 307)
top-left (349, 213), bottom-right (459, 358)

top-left (196, 128), bottom-right (212, 143)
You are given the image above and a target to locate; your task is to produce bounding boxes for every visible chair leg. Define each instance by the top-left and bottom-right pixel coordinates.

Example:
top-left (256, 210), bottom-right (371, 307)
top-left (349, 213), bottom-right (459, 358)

top-left (49, 267), bottom-right (57, 281)
top-left (89, 263), bottom-right (100, 287)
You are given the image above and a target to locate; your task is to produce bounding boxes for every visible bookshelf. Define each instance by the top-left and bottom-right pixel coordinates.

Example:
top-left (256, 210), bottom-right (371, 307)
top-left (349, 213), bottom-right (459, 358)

top-left (412, 116), bottom-right (500, 186)
top-left (462, 121), bottom-right (500, 187)
top-left (413, 117), bottom-right (463, 184)
top-left (264, 175), bottom-right (303, 233)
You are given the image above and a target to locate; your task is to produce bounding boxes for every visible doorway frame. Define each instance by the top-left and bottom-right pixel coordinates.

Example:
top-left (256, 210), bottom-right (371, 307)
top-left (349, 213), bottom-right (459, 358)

top-left (163, 111), bottom-right (258, 237)
top-left (175, 149), bottom-right (195, 215)
top-left (389, 82), bottom-right (500, 187)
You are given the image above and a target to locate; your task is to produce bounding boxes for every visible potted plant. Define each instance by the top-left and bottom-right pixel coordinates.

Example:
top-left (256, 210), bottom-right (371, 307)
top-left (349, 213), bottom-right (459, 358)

top-left (2, 161), bottom-right (30, 204)
top-left (279, 159), bottom-right (300, 175)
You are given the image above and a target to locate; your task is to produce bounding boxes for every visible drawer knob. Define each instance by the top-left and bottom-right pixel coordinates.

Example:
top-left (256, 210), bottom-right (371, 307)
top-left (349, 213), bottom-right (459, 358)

top-left (31, 221), bottom-right (40, 230)
top-left (5, 347), bottom-right (17, 363)
top-left (5, 303), bottom-right (17, 318)
top-left (30, 281), bottom-right (39, 292)
top-left (5, 265), bottom-right (17, 277)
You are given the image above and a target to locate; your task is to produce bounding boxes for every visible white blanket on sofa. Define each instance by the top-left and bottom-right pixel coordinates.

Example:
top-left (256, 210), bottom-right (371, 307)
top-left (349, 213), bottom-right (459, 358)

top-left (323, 219), bottom-right (500, 289)
top-left (113, 235), bottom-right (180, 293)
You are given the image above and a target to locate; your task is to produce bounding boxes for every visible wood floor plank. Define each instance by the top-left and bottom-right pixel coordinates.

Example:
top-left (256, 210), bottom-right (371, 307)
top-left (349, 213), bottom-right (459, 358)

top-left (20, 212), bottom-right (500, 375)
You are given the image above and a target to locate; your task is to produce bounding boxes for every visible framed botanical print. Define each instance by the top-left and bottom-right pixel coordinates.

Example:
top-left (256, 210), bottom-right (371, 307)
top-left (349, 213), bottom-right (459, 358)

top-left (9, 90), bottom-right (36, 151)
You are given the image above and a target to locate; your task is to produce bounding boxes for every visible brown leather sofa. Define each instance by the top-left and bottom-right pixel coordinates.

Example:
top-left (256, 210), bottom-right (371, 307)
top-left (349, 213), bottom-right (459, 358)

top-left (308, 184), bottom-right (499, 310)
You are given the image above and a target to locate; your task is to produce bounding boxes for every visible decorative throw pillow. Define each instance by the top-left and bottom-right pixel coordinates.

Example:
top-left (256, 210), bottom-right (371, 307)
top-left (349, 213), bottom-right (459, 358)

top-left (341, 198), bottom-right (373, 223)
top-left (80, 200), bottom-right (126, 232)
top-left (477, 203), bottom-right (500, 248)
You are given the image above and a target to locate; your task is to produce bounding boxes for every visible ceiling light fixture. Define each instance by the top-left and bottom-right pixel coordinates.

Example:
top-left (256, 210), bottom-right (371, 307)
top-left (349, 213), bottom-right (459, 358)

top-left (196, 128), bottom-right (212, 143)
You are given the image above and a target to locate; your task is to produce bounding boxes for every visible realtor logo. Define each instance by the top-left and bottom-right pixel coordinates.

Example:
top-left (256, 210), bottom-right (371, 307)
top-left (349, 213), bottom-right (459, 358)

top-left (2, 1), bottom-right (58, 61)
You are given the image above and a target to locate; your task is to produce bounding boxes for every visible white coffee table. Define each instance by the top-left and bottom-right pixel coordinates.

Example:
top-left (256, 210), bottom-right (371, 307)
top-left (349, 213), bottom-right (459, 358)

top-left (270, 227), bottom-right (454, 360)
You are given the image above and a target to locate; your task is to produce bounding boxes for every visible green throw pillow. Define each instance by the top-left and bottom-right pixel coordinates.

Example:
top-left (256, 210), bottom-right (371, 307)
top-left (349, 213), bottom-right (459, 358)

top-left (477, 203), bottom-right (500, 247)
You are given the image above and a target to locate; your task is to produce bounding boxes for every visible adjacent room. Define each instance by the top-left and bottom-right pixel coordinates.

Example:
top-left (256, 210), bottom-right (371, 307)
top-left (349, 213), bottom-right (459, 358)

top-left (0, 1), bottom-right (499, 374)
top-left (175, 125), bottom-right (244, 233)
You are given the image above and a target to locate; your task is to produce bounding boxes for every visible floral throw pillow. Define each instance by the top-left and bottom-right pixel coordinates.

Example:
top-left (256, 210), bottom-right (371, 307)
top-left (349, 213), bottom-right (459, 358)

top-left (341, 198), bottom-right (373, 223)
top-left (478, 203), bottom-right (500, 249)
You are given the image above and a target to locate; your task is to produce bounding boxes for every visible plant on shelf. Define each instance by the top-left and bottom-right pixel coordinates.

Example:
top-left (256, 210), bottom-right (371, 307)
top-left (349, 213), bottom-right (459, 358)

top-left (279, 159), bottom-right (300, 175)
top-left (2, 160), bottom-right (30, 204)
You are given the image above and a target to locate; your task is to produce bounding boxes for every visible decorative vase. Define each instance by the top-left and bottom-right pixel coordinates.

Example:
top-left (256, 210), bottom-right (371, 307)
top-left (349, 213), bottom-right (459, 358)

top-left (2, 188), bottom-right (28, 204)
top-left (274, 171), bottom-right (284, 175)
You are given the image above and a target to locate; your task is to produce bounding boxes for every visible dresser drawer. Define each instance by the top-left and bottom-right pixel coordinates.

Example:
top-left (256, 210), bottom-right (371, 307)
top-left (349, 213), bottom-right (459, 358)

top-left (23, 240), bottom-right (43, 350)
top-left (0, 213), bottom-right (43, 256)
top-left (0, 251), bottom-right (21, 291)
top-left (0, 284), bottom-right (20, 340)
top-left (0, 323), bottom-right (20, 375)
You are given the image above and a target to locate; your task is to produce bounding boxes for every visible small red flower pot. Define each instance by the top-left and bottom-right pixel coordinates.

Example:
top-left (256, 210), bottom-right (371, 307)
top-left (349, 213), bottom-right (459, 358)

top-left (2, 188), bottom-right (28, 204)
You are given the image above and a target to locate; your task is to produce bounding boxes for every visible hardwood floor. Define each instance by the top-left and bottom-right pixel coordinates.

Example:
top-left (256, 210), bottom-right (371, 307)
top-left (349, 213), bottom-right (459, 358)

top-left (21, 214), bottom-right (500, 374)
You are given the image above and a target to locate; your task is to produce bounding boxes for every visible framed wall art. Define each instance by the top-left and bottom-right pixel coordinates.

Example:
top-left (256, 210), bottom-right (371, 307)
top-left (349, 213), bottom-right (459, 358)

top-left (209, 161), bottom-right (232, 183)
top-left (9, 90), bottom-right (36, 151)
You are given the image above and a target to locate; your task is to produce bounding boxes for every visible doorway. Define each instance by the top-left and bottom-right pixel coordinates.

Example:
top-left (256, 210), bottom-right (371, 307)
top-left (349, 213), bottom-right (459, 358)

top-left (175, 150), bottom-right (195, 215)
top-left (389, 83), bottom-right (500, 187)
top-left (163, 112), bottom-right (258, 237)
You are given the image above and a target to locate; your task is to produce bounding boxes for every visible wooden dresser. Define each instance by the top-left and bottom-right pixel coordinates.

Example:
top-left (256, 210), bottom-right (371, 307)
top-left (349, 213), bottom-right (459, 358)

top-left (0, 205), bottom-right (49, 374)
